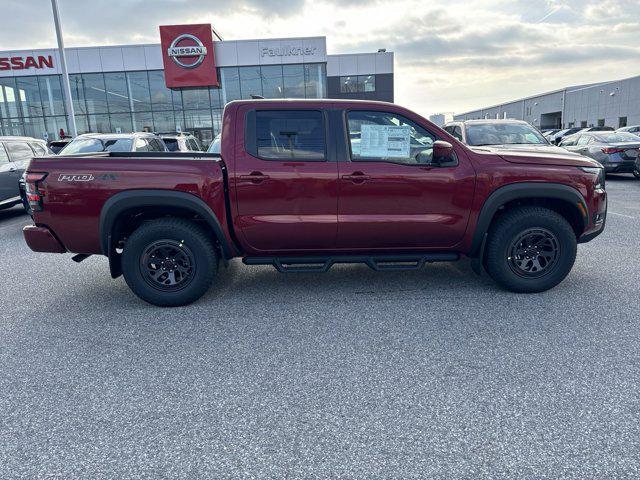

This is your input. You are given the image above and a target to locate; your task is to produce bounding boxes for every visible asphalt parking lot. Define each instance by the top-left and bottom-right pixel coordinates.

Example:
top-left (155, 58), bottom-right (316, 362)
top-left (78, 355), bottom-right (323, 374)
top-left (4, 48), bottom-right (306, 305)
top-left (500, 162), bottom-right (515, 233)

top-left (1, 176), bottom-right (639, 479)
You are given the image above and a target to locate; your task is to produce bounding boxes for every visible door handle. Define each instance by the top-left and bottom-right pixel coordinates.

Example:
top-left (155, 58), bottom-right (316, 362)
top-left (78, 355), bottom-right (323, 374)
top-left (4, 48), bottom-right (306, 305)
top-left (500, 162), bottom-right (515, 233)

top-left (9, 164), bottom-right (17, 172)
top-left (239, 172), bottom-right (270, 183)
top-left (342, 172), bottom-right (370, 183)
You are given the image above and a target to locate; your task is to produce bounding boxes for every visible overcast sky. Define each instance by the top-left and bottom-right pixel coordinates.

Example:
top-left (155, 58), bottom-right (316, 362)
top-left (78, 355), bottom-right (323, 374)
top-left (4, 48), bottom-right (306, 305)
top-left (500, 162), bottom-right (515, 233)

top-left (1, 0), bottom-right (639, 116)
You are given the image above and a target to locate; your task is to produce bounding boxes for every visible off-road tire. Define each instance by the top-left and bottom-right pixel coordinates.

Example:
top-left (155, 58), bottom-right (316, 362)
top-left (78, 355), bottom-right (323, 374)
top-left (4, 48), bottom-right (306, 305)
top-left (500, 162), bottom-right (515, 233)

top-left (485, 206), bottom-right (577, 293)
top-left (122, 218), bottom-right (218, 307)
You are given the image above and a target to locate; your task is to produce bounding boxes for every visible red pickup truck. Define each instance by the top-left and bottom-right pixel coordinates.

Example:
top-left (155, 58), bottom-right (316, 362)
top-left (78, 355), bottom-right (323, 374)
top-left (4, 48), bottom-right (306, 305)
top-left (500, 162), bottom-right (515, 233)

top-left (23, 100), bottom-right (607, 306)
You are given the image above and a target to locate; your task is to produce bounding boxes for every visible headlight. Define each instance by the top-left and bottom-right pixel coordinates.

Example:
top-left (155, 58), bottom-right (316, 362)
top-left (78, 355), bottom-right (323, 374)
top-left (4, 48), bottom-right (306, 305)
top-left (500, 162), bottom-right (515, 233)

top-left (579, 166), bottom-right (605, 189)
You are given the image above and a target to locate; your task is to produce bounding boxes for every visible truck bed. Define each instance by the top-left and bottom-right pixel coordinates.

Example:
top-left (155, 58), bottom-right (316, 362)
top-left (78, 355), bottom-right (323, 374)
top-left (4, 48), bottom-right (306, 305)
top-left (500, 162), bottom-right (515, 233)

top-left (27, 152), bottom-right (231, 255)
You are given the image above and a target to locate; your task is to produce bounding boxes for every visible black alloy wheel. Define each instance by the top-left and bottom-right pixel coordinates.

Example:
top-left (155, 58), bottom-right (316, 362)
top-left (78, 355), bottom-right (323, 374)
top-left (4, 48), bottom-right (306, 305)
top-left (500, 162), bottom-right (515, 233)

top-left (507, 228), bottom-right (560, 278)
top-left (140, 240), bottom-right (196, 291)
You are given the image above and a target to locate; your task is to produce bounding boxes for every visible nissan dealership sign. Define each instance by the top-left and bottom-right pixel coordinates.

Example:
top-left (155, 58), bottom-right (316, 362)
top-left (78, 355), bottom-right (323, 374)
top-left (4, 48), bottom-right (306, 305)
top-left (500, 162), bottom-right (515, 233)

top-left (159, 24), bottom-right (219, 88)
top-left (0, 55), bottom-right (54, 71)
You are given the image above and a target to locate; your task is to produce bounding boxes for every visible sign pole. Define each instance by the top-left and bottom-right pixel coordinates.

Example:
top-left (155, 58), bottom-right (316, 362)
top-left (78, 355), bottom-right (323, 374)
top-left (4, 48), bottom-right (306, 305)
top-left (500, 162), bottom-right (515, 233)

top-left (50, 0), bottom-right (77, 138)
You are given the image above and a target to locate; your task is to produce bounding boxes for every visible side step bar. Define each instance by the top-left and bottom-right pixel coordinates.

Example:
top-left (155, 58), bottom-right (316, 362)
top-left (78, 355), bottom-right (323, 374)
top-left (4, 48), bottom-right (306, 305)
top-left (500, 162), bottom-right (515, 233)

top-left (243, 253), bottom-right (459, 273)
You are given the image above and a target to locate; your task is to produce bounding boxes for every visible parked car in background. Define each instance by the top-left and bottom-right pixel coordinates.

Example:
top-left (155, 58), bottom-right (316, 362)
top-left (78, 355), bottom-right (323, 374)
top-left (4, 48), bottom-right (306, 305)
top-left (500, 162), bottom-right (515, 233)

top-left (560, 131), bottom-right (640, 176)
top-left (578, 126), bottom-right (615, 133)
top-left (0, 136), bottom-right (50, 211)
top-left (617, 125), bottom-right (640, 135)
top-left (542, 129), bottom-right (560, 140)
top-left (443, 119), bottom-right (570, 154)
top-left (60, 133), bottom-right (167, 155)
top-left (48, 137), bottom-right (72, 154)
top-left (207, 134), bottom-right (221, 154)
top-left (158, 132), bottom-right (203, 152)
top-left (549, 127), bottom-right (583, 145)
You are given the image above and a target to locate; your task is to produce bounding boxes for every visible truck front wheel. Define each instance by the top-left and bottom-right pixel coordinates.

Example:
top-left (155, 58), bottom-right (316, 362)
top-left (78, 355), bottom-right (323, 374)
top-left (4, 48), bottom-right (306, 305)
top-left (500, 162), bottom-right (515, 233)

top-left (122, 218), bottom-right (218, 307)
top-left (484, 206), bottom-right (577, 293)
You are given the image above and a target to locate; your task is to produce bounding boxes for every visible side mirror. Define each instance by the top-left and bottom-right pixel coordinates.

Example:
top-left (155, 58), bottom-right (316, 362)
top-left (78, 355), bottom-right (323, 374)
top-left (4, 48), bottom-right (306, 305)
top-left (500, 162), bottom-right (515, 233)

top-left (433, 140), bottom-right (454, 164)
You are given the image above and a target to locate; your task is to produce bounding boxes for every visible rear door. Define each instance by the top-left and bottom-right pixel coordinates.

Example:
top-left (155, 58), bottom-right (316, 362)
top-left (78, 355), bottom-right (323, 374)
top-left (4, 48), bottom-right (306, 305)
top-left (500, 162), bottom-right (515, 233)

top-left (3, 141), bottom-right (33, 198)
top-left (336, 108), bottom-right (476, 250)
top-left (0, 142), bottom-right (18, 202)
top-left (232, 107), bottom-right (339, 252)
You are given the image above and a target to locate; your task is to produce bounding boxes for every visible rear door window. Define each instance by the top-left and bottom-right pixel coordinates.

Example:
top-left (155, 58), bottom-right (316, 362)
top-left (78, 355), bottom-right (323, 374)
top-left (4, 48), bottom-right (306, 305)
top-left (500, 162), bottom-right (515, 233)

top-left (148, 138), bottom-right (165, 151)
top-left (452, 126), bottom-right (463, 141)
top-left (29, 142), bottom-right (47, 156)
top-left (576, 135), bottom-right (591, 146)
top-left (187, 138), bottom-right (199, 151)
top-left (135, 138), bottom-right (149, 152)
top-left (0, 143), bottom-right (8, 163)
top-left (163, 138), bottom-right (179, 151)
top-left (253, 110), bottom-right (326, 160)
top-left (5, 142), bottom-right (34, 162)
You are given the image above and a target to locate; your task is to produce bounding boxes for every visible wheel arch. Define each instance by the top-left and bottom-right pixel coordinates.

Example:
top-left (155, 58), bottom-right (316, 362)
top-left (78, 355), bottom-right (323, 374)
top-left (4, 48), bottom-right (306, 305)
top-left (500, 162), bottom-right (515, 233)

top-left (470, 182), bottom-right (588, 257)
top-left (99, 190), bottom-right (233, 271)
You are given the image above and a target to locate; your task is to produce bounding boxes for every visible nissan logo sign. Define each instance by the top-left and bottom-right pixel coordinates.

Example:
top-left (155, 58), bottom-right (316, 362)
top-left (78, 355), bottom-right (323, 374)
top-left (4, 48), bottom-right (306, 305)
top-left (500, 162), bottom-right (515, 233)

top-left (167, 33), bottom-right (207, 69)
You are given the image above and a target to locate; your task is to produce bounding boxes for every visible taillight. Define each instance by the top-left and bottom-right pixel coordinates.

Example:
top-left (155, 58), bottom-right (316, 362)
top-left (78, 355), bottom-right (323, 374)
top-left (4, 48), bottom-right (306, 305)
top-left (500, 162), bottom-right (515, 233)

top-left (24, 172), bottom-right (48, 212)
top-left (601, 147), bottom-right (624, 154)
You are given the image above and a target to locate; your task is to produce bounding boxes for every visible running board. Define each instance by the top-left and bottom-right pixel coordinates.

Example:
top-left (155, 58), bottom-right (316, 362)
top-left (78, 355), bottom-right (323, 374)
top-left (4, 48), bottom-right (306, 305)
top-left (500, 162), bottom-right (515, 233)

top-left (243, 253), bottom-right (459, 273)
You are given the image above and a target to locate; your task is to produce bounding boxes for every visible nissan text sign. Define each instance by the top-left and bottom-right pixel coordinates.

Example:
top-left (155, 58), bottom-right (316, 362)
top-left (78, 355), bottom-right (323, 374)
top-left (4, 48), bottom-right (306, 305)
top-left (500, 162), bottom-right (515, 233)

top-left (159, 24), bottom-right (219, 89)
top-left (0, 55), bottom-right (54, 71)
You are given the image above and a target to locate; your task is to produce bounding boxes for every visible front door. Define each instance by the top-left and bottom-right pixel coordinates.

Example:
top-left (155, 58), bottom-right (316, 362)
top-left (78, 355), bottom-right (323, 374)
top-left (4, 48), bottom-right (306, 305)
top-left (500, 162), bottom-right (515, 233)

top-left (337, 109), bottom-right (476, 250)
top-left (233, 108), bottom-right (339, 253)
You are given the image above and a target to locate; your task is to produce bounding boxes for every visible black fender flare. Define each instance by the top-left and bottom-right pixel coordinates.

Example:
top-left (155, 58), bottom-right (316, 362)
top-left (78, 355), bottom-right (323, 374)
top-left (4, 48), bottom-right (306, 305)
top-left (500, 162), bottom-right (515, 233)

top-left (99, 189), bottom-right (232, 259)
top-left (470, 182), bottom-right (588, 256)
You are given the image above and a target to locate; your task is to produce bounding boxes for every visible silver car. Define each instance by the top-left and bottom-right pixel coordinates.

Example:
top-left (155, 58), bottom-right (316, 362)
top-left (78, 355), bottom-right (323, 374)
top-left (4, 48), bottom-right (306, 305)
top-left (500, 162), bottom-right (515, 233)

top-left (442, 119), bottom-right (569, 154)
top-left (560, 131), bottom-right (640, 177)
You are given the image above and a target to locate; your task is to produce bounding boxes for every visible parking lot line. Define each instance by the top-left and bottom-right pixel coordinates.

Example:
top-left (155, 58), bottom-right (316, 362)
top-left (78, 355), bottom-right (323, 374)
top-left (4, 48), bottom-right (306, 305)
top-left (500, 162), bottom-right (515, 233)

top-left (608, 211), bottom-right (636, 219)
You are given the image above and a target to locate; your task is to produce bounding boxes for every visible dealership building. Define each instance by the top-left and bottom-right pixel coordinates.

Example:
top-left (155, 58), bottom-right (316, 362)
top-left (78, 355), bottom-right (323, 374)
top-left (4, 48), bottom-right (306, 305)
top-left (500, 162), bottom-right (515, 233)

top-left (454, 74), bottom-right (640, 130)
top-left (0, 25), bottom-right (394, 145)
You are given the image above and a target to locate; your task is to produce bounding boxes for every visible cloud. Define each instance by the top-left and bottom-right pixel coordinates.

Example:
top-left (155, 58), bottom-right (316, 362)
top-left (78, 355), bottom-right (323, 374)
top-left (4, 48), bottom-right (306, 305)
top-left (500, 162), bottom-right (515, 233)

top-left (0, 0), bottom-right (638, 115)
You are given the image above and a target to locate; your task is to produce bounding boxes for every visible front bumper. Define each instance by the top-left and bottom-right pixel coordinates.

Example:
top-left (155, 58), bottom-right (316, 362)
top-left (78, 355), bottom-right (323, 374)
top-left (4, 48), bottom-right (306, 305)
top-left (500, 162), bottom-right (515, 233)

top-left (578, 187), bottom-right (607, 244)
top-left (23, 225), bottom-right (67, 253)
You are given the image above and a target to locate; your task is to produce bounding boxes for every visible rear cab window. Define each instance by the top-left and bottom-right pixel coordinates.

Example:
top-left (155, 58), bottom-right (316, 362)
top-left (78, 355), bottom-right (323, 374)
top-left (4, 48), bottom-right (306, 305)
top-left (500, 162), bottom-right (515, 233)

top-left (247, 110), bottom-right (326, 160)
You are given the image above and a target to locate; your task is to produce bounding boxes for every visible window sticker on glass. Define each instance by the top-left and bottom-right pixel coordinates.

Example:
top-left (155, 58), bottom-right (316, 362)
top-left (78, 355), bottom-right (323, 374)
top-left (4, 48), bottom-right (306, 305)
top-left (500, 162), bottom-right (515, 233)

top-left (359, 125), bottom-right (411, 158)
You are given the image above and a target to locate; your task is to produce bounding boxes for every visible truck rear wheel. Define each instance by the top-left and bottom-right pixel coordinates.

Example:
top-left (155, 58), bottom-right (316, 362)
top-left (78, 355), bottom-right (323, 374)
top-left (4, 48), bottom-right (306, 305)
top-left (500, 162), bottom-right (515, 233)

top-left (122, 218), bottom-right (218, 307)
top-left (484, 206), bottom-right (577, 293)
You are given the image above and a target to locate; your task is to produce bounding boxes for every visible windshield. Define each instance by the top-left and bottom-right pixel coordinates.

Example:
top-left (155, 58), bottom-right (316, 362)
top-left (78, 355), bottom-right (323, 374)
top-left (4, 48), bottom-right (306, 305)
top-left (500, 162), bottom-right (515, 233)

top-left (62, 137), bottom-right (133, 154)
top-left (163, 138), bottom-right (179, 152)
top-left (466, 123), bottom-right (548, 146)
top-left (594, 132), bottom-right (640, 143)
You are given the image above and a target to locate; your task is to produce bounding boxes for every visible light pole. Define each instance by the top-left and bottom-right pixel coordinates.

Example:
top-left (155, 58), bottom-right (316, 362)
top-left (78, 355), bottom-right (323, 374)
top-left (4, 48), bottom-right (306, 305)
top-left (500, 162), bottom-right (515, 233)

top-left (50, 0), bottom-right (77, 137)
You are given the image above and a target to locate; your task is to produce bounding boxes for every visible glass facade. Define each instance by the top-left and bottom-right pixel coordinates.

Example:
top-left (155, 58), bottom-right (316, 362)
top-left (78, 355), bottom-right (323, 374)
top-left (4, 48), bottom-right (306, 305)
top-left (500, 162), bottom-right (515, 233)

top-left (0, 63), bottom-right (327, 147)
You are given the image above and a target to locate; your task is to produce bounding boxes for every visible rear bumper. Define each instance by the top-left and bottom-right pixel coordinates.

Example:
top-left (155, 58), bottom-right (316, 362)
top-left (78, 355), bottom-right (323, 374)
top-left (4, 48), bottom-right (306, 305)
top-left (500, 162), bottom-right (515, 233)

top-left (23, 225), bottom-right (66, 253)
top-left (604, 162), bottom-right (637, 173)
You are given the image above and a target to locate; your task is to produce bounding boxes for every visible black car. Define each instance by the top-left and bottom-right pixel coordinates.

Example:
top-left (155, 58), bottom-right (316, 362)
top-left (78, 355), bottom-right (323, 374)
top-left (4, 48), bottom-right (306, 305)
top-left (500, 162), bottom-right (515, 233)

top-left (48, 137), bottom-right (72, 154)
top-left (158, 132), bottom-right (203, 152)
top-left (1, 136), bottom-right (50, 211)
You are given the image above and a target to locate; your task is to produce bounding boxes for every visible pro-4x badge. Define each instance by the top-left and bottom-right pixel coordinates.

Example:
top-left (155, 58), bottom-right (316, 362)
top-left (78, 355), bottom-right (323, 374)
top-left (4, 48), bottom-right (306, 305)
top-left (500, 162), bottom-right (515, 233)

top-left (58, 174), bottom-right (94, 182)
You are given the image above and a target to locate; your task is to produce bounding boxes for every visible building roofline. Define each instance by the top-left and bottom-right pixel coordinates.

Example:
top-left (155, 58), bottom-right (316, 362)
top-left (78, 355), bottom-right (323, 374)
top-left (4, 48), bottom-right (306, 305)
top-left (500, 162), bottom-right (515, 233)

top-left (456, 72), bottom-right (640, 117)
top-left (0, 36), bottom-right (329, 55)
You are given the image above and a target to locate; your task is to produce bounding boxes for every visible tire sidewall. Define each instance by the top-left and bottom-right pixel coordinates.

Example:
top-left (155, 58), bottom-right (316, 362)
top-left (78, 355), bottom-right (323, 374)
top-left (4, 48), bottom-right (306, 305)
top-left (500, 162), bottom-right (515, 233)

top-left (486, 209), bottom-right (577, 293)
top-left (122, 221), bottom-right (217, 306)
